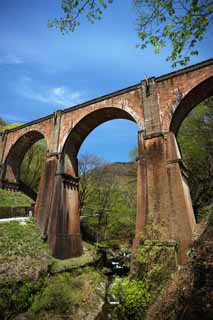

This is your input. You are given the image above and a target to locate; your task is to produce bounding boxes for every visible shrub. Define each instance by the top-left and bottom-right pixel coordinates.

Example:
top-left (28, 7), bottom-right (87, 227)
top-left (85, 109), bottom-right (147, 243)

top-left (31, 273), bottom-right (82, 314)
top-left (110, 277), bottom-right (151, 320)
top-left (0, 277), bottom-right (46, 318)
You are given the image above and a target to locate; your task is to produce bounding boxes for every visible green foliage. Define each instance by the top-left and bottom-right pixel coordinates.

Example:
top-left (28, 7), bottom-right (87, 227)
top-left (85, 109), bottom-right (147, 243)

top-left (106, 204), bottom-right (136, 240)
top-left (135, 0), bottom-right (213, 66)
top-left (31, 273), bottom-right (81, 314)
top-left (0, 122), bottom-right (22, 131)
top-left (0, 277), bottom-right (47, 318)
top-left (0, 216), bottom-right (106, 319)
top-left (48, 0), bottom-right (114, 33)
top-left (0, 188), bottom-right (33, 207)
top-left (30, 268), bottom-right (105, 317)
top-left (0, 218), bottom-right (49, 318)
top-left (20, 139), bottom-right (47, 192)
top-left (0, 218), bottom-right (51, 286)
top-left (0, 117), bottom-right (6, 127)
top-left (196, 204), bottom-right (213, 223)
top-left (128, 146), bottom-right (138, 162)
top-left (49, 0), bottom-right (213, 66)
top-left (0, 218), bottom-right (49, 259)
top-left (80, 158), bottom-right (136, 243)
top-left (110, 277), bottom-right (151, 319)
top-left (178, 97), bottom-right (213, 217)
top-left (135, 241), bottom-right (177, 293)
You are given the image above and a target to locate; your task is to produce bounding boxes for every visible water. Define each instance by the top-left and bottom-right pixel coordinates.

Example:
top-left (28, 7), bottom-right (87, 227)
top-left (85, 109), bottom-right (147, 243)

top-left (95, 253), bottom-right (130, 320)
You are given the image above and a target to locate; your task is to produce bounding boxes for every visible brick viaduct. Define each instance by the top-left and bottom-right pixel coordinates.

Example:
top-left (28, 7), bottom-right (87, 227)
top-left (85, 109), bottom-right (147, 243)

top-left (0, 59), bottom-right (212, 263)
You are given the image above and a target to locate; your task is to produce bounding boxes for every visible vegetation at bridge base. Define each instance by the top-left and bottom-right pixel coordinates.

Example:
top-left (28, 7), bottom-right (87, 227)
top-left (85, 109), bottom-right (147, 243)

top-left (108, 239), bottom-right (178, 320)
top-left (29, 268), bottom-right (106, 320)
top-left (145, 209), bottom-right (213, 320)
top-left (0, 219), bottom-right (50, 319)
top-left (0, 218), bottom-right (108, 320)
top-left (109, 277), bottom-right (151, 320)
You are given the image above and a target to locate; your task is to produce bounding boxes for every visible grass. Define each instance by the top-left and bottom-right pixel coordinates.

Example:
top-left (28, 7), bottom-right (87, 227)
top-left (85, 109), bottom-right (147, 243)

top-left (0, 218), bottom-right (51, 282)
top-left (0, 188), bottom-right (33, 207)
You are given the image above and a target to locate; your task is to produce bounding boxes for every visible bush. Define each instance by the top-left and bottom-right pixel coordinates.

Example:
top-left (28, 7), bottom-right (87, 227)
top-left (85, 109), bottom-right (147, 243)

top-left (31, 273), bottom-right (82, 314)
top-left (0, 277), bottom-right (46, 318)
top-left (110, 277), bottom-right (151, 320)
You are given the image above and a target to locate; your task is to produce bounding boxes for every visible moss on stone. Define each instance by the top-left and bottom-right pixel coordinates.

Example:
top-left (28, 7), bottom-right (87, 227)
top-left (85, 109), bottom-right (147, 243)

top-left (50, 242), bottom-right (97, 274)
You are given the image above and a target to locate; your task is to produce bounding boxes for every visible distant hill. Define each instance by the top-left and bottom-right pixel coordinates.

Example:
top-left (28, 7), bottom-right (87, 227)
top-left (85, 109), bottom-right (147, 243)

top-left (0, 122), bottom-right (22, 132)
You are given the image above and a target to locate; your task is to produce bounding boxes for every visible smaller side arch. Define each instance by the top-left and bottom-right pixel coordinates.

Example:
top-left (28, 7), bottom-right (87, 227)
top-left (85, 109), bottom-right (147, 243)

top-left (2, 130), bottom-right (47, 199)
top-left (170, 76), bottom-right (213, 135)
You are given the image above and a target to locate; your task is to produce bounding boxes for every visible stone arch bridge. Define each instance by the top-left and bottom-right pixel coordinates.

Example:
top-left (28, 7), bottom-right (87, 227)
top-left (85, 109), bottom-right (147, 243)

top-left (0, 59), bottom-right (212, 263)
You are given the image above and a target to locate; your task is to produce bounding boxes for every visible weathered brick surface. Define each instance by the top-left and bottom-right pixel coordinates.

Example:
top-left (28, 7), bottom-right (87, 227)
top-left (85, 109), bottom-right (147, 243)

top-left (0, 59), bottom-right (212, 260)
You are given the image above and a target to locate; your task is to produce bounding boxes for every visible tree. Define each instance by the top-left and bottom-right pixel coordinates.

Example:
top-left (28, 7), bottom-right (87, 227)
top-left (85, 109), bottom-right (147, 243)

top-left (48, 0), bottom-right (213, 66)
top-left (128, 146), bottom-right (138, 162)
top-left (20, 140), bottom-right (47, 192)
top-left (79, 154), bottom-right (136, 242)
top-left (78, 153), bottom-right (107, 212)
top-left (0, 118), bottom-right (7, 128)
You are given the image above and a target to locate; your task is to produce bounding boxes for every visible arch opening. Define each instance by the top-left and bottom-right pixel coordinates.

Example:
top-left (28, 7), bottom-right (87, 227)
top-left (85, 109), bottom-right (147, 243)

top-left (170, 76), bottom-right (213, 135)
top-left (62, 107), bottom-right (138, 246)
top-left (177, 95), bottom-right (213, 222)
top-left (3, 130), bottom-right (48, 201)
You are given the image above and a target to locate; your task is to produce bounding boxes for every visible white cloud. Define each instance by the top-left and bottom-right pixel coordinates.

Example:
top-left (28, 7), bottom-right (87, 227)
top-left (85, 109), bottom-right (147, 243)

top-left (16, 76), bottom-right (84, 107)
top-left (0, 54), bottom-right (23, 64)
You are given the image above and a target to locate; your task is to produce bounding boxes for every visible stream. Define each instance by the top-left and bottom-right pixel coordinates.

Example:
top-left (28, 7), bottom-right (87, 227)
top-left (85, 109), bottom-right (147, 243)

top-left (95, 249), bottom-right (131, 320)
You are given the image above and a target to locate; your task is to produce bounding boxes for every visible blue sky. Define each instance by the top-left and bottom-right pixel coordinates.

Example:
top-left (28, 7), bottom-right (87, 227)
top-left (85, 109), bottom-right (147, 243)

top-left (0, 0), bottom-right (212, 162)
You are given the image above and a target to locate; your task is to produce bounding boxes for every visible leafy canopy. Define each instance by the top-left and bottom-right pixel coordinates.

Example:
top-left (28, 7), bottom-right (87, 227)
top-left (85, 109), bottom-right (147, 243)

top-left (48, 0), bottom-right (213, 66)
top-left (134, 0), bottom-right (213, 66)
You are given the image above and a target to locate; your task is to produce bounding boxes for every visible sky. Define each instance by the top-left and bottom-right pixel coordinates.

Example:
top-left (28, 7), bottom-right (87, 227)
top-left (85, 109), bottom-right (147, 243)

top-left (0, 0), bottom-right (212, 162)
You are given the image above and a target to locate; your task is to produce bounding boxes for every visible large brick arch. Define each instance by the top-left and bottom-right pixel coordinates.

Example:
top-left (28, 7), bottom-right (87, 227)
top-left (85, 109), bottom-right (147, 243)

top-left (62, 106), bottom-right (139, 158)
top-left (3, 130), bottom-right (46, 184)
top-left (170, 76), bottom-right (213, 135)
